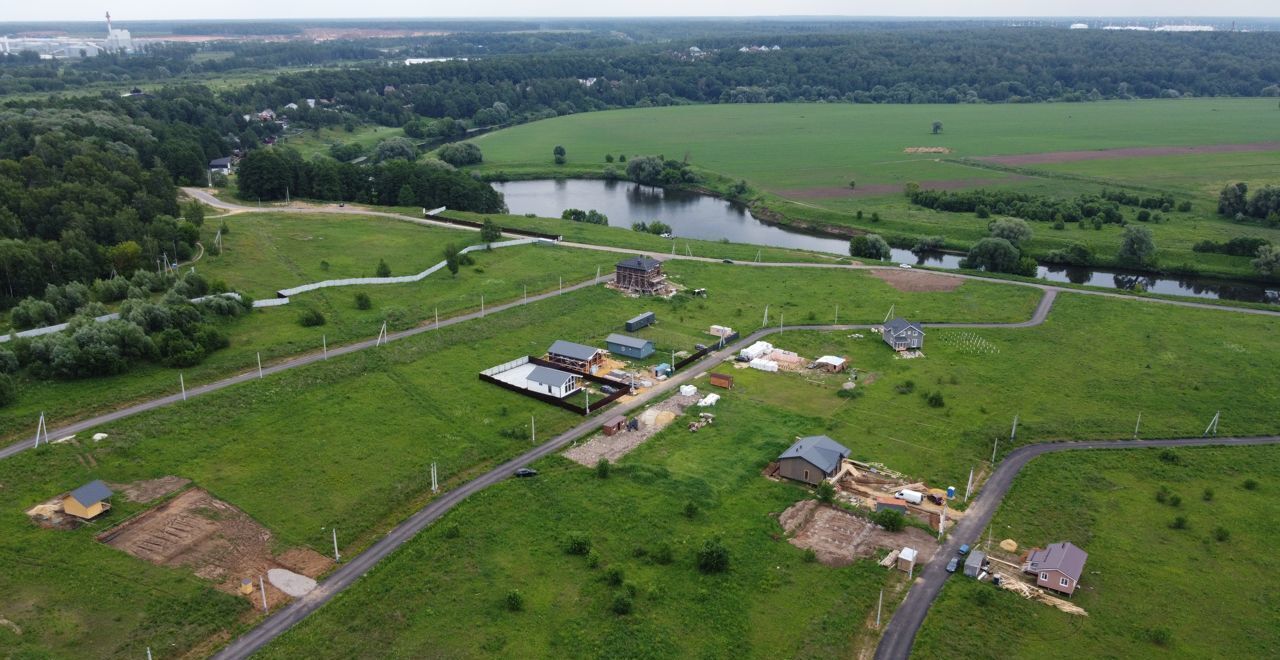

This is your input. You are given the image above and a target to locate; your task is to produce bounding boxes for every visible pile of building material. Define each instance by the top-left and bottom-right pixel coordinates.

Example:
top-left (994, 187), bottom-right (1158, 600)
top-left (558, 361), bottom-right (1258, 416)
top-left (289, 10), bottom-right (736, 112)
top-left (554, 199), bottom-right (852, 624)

top-left (992, 569), bottom-right (1089, 616)
top-left (564, 393), bottom-right (699, 466)
top-left (740, 341), bottom-right (774, 360)
top-left (709, 324), bottom-right (734, 338)
top-left (749, 358), bottom-right (779, 372)
top-left (679, 385), bottom-right (698, 397)
top-left (688, 412), bottom-right (715, 432)
top-left (697, 393), bottom-right (720, 407)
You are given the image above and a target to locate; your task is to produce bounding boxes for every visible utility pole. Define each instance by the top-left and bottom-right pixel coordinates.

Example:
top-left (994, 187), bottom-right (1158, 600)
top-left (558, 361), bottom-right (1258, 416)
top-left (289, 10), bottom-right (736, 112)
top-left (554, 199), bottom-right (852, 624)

top-left (180, 373), bottom-right (187, 401)
top-left (322, 335), bottom-right (328, 360)
top-left (431, 462), bottom-right (439, 493)
top-left (531, 415), bottom-right (536, 444)
top-left (1204, 410), bottom-right (1220, 437)
top-left (876, 589), bottom-right (883, 627)
top-left (938, 500), bottom-right (947, 540)
top-left (762, 304), bottom-right (769, 327)
top-left (33, 412), bottom-right (48, 448)
top-left (259, 576), bottom-right (268, 612)
top-left (1133, 412), bottom-right (1142, 440)
top-left (834, 304), bottom-right (839, 325)
top-left (257, 352), bottom-right (263, 379)
top-left (991, 437), bottom-right (999, 464)
top-left (1010, 414), bottom-right (1019, 442)
top-left (434, 307), bottom-right (439, 329)
top-left (332, 528), bottom-right (340, 562)
top-left (964, 467), bottom-right (974, 501)
top-left (480, 294), bottom-right (485, 318)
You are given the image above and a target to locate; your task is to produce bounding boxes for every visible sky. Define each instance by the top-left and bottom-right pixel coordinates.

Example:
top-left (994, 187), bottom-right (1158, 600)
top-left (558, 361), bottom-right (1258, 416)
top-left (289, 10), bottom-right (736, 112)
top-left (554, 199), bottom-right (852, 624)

top-left (4, 1), bottom-right (1277, 22)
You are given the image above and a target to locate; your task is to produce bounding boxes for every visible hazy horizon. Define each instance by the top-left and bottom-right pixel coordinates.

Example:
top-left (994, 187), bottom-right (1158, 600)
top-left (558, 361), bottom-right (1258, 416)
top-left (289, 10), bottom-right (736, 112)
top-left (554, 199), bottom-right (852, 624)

top-left (3, 2), bottom-right (1279, 23)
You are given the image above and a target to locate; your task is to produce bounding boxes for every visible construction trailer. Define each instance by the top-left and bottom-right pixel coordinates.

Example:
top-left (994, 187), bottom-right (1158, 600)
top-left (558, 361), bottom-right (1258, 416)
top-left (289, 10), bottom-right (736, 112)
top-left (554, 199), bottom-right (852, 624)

top-left (897, 547), bottom-right (918, 573)
top-left (602, 415), bottom-right (627, 436)
top-left (546, 340), bottom-right (607, 374)
top-left (605, 333), bottom-right (655, 359)
top-left (709, 372), bottom-right (734, 389)
top-left (63, 480), bottom-right (113, 520)
top-left (625, 311), bottom-right (656, 331)
top-left (614, 256), bottom-right (668, 295)
top-left (964, 550), bottom-right (988, 578)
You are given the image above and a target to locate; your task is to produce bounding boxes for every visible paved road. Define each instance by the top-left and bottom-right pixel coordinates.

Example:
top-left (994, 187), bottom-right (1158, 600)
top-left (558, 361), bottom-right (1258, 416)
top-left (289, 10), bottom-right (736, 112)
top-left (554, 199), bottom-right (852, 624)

top-left (873, 434), bottom-right (1280, 660)
top-left (0, 275), bottom-right (611, 461)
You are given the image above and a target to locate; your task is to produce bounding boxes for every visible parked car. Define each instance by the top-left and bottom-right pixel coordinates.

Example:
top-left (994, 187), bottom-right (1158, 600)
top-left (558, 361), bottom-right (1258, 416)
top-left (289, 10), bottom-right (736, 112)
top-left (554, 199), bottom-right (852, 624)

top-left (927, 493), bottom-right (945, 505)
top-left (957, 544), bottom-right (971, 556)
top-left (722, 259), bottom-right (734, 264)
top-left (513, 468), bottom-right (538, 478)
top-left (946, 557), bottom-right (959, 573)
top-left (899, 263), bottom-right (912, 269)
top-left (600, 385), bottom-right (618, 395)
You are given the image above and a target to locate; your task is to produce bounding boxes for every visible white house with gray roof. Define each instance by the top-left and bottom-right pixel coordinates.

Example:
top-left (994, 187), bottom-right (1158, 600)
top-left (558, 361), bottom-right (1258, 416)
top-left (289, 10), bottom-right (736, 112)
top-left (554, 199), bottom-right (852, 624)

top-left (526, 365), bottom-right (582, 399)
top-left (776, 435), bottom-right (851, 485)
top-left (882, 317), bottom-right (925, 351)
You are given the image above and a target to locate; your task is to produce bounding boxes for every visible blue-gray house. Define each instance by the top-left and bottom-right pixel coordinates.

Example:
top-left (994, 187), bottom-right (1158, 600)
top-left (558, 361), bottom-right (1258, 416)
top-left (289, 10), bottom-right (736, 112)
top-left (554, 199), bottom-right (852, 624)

top-left (605, 333), bottom-right (655, 359)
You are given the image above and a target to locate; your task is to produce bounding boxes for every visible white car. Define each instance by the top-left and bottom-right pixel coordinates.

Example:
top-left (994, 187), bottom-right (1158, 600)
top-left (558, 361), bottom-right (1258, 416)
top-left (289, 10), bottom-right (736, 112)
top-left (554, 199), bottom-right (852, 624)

top-left (899, 263), bottom-right (913, 269)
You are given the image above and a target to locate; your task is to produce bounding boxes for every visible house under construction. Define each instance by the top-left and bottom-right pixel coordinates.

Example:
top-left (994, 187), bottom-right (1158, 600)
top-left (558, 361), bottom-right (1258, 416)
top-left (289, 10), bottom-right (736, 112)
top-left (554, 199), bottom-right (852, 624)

top-left (614, 256), bottom-right (668, 295)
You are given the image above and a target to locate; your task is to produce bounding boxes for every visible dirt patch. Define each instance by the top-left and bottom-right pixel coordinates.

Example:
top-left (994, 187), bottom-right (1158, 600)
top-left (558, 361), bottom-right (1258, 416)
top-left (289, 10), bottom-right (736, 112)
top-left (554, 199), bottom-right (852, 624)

top-left (977, 141), bottom-right (1280, 166)
top-left (777, 177), bottom-right (1027, 200)
top-left (904, 147), bottom-right (952, 154)
top-left (564, 394), bottom-right (699, 466)
top-left (109, 476), bottom-right (191, 503)
top-left (778, 500), bottom-right (939, 567)
top-left (869, 269), bottom-right (963, 292)
top-left (97, 488), bottom-right (331, 606)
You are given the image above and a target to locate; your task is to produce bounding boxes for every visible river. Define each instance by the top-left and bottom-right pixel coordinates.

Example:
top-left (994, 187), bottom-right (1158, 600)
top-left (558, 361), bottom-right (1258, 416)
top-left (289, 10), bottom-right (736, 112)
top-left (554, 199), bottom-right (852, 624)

top-left (493, 179), bottom-right (1279, 303)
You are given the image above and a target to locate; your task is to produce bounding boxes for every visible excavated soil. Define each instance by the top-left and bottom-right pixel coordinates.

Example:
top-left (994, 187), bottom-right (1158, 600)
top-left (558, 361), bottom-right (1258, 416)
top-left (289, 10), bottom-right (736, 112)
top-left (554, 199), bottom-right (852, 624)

top-left (778, 500), bottom-right (939, 567)
top-left (869, 269), bottom-right (963, 292)
top-left (97, 488), bottom-right (331, 607)
top-left (977, 141), bottom-right (1280, 166)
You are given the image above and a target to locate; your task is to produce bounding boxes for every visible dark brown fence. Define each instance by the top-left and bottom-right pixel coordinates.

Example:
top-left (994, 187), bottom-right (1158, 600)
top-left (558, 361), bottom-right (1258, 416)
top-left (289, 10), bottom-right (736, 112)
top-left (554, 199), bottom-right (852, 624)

top-left (478, 357), bottom-right (627, 416)
top-left (424, 213), bottom-right (562, 241)
top-left (674, 332), bottom-right (740, 371)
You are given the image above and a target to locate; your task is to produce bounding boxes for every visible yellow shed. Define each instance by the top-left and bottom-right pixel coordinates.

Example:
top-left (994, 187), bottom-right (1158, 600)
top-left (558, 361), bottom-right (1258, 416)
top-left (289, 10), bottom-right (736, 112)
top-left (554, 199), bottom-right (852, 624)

top-left (63, 480), bottom-right (113, 520)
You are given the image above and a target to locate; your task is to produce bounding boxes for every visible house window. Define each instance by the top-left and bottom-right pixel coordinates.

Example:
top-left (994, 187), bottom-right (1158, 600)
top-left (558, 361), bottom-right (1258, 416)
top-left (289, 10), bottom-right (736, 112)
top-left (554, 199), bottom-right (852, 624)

top-left (1060, 577), bottom-right (1070, 587)
top-left (1040, 572), bottom-right (1048, 581)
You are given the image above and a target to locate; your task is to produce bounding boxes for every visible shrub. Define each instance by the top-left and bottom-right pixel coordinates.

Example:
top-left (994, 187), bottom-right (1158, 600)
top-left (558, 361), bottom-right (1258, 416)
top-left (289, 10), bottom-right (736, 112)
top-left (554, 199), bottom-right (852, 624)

top-left (1202, 488), bottom-right (1214, 501)
top-left (975, 205), bottom-right (991, 219)
top-left (652, 543), bottom-right (674, 565)
top-left (849, 233), bottom-right (891, 260)
top-left (816, 481), bottom-right (836, 504)
top-left (895, 380), bottom-right (915, 394)
top-left (872, 509), bottom-right (906, 532)
top-left (1213, 526), bottom-right (1231, 542)
top-left (696, 537), bottom-right (730, 574)
top-left (605, 567), bottom-right (625, 586)
top-left (0, 349), bottom-right (17, 374)
top-left (319, 260), bottom-right (330, 271)
top-left (1155, 486), bottom-right (1171, 504)
top-left (375, 259), bottom-right (391, 277)
top-left (586, 550), bottom-right (601, 569)
top-left (0, 373), bottom-right (17, 408)
top-left (297, 308), bottom-right (326, 327)
top-left (505, 590), bottom-right (525, 612)
top-left (1168, 494), bottom-right (1182, 507)
top-left (438, 142), bottom-right (483, 167)
top-left (595, 458), bottom-right (611, 479)
top-left (973, 587), bottom-right (994, 606)
top-left (1243, 478), bottom-right (1259, 490)
top-left (925, 391), bottom-right (945, 408)
top-left (802, 548), bottom-right (818, 563)
top-left (610, 592), bottom-right (634, 615)
top-left (443, 523), bottom-right (461, 539)
top-left (354, 292), bottom-right (372, 310)
top-left (683, 500), bottom-right (699, 519)
top-left (564, 533), bottom-right (592, 556)
top-left (1169, 515), bottom-right (1188, 530)
top-left (1144, 627), bottom-right (1172, 646)
top-left (836, 387), bottom-right (863, 399)
top-left (1158, 449), bottom-right (1183, 465)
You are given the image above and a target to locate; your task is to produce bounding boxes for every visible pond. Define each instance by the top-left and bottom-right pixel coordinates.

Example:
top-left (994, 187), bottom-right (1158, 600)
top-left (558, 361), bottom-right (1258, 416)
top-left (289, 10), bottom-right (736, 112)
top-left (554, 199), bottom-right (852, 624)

top-left (493, 179), bottom-right (1279, 303)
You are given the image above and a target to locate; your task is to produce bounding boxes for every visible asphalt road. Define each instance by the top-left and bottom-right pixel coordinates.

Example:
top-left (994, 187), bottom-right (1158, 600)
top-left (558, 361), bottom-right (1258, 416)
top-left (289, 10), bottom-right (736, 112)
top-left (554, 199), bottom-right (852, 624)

top-left (872, 434), bottom-right (1280, 660)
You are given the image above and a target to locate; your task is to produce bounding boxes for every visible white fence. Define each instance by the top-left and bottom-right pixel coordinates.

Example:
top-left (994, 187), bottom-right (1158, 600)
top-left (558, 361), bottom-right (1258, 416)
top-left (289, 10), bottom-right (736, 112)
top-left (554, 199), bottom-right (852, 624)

top-left (481, 355), bottom-right (530, 377)
top-left (1, 239), bottom-right (559, 342)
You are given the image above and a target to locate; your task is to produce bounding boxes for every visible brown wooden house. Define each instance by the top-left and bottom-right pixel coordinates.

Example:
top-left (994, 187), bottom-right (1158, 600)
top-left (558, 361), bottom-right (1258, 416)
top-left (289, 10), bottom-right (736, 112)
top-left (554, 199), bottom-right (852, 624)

top-left (614, 256), bottom-right (667, 295)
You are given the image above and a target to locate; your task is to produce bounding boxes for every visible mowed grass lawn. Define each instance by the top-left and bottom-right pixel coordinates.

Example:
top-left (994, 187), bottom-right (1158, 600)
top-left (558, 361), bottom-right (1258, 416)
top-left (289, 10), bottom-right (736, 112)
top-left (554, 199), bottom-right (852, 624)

top-left (689, 292), bottom-right (1280, 487)
top-left (259, 392), bottom-right (897, 659)
top-left (914, 445), bottom-right (1280, 658)
top-left (0, 272), bottom-right (1043, 657)
top-left (471, 100), bottom-right (1280, 278)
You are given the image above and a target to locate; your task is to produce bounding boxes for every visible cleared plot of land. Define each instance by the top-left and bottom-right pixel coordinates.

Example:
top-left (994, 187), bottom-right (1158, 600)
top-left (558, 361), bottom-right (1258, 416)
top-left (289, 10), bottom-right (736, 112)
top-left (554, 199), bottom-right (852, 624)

top-left (779, 499), bottom-right (939, 567)
top-left (868, 269), bottom-right (963, 292)
top-left (913, 445), bottom-right (1280, 658)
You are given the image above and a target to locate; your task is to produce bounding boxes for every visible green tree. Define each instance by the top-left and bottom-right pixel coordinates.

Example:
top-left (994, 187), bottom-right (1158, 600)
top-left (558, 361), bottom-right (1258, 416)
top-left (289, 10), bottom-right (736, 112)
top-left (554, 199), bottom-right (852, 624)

top-left (1252, 244), bottom-right (1279, 275)
top-left (816, 481), bottom-right (836, 504)
top-left (596, 458), bottom-right (611, 479)
top-left (1118, 225), bottom-right (1156, 265)
top-left (625, 156), bottom-right (665, 185)
top-left (872, 509), bottom-right (906, 532)
top-left (437, 142), bottom-right (483, 167)
top-left (372, 137), bottom-right (419, 163)
top-left (354, 292), bottom-right (371, 309)
top-left (106, 241), bottom-right (144, 274)
top-left (849, 234), bottom-right (891, 260)
top-left (182, 201), bottom-right (205, 227)
top-left (397, 184), bottom-right (416, 208)
top-left (444, 244), bottom-right (461, 277)
top-left (961, 237), bottom-right (1023, 273)
top-left (931, 120), bottom-right (943, 134)
top-left (553, 145), bottom-right (567, 165)
top-left (988, 218), bottom-right (1032, 245)
top-left (480, 218), bottom-right (502, 242)
top-left (376, 259), bottom-right (391, 277)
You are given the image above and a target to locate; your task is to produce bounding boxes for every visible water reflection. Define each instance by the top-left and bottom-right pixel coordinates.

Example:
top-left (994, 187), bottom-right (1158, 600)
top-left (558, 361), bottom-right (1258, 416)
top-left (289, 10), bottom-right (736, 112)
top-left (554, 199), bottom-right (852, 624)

top-left (493, 179), bottom-right (1279, 303)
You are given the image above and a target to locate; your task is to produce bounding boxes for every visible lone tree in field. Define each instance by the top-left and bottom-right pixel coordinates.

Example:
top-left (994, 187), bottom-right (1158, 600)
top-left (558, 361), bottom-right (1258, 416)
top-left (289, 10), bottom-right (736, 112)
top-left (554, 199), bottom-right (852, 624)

top-left (376, 259), bottom-right (391, 277)
top-left (849, 233), bottom-right (891, 260)
top-left (696, 537), bottom-right (730, 573)
top-left (1118, 225), bottom-right (1156, 265)
top-left (553, 145), bottom-right (567, 165)
top-left (480, 218), bottom-right (502, 243)
top-left (1253, 244), bottom-right (1279, 275)
top-left (988, 218), bottom-right (1033, 246)
top-left (444, 244), bottom-right (461, 277)
top-left (932, 121), bottom-right (943, 134)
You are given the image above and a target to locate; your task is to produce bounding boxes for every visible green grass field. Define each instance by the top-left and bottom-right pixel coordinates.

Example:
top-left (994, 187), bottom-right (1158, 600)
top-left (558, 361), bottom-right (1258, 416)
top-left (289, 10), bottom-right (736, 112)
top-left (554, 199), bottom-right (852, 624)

top-left (280, 125), bottom-right (407, 161)
top-left (258, 389), bottom-right (898, 659)
top-left (470, 100), bottom-right (1280, 279)
top-left (913, 445), bottom-right (1280, 658)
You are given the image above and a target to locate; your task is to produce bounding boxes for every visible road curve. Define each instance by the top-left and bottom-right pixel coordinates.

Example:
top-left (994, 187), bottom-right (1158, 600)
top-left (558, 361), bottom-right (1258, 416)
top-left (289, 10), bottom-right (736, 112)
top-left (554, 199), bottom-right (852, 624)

top-left (183, 187), bottom-right (1280, 320)
top-left (873, 434), bottom-right (1280, 660)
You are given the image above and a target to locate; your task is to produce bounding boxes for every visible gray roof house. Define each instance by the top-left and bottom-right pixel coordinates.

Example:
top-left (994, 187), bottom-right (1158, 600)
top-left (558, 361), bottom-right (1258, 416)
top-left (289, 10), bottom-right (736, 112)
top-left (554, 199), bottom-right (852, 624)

top-left (208, 156), bottom-right (233, 173)
top-left (1023, 541), bottom-right (1088, 596)
top-left (882, 317), bottom-right (925, 351)
top-left (525, 365), bottom-right (581, 399)
top-left (68, 480), bottom-right (113, 508)
top-left (964, 550), bottom-right (987, 578)
top-left (775, 435), bottom-right (851, 486)
top-left (605, 333), bottom-right (655, 359)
